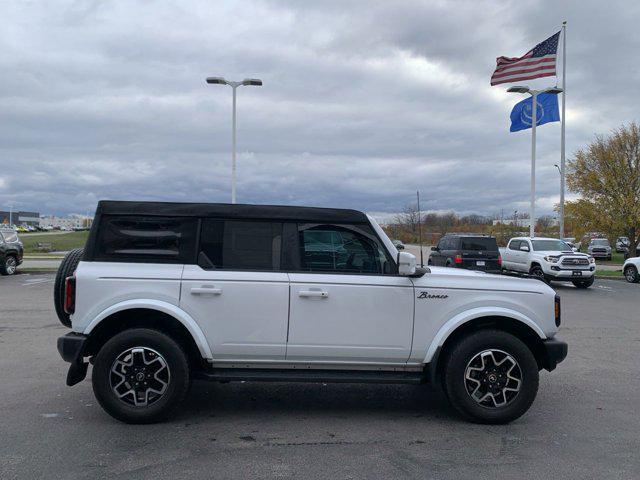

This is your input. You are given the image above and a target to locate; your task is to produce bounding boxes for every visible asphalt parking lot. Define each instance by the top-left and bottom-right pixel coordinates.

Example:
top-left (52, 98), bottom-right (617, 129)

top-left (1, 274), bottom-right (638, 479)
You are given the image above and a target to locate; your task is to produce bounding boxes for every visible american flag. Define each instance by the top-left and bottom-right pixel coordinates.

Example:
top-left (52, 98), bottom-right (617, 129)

top-left (490, 31), bottom-right (560, 86)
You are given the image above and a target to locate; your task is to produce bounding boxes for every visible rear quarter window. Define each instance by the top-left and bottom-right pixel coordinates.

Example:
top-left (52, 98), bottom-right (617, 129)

top-left (95, 215), bottom-right (197, 263)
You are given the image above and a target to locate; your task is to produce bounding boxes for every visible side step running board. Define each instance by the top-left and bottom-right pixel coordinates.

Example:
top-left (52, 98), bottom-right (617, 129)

top-left (194, 368), bottom-right (426, 385)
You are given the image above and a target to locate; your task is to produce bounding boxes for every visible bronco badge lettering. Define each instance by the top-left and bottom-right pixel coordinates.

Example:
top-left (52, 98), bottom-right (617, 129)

top-left (417, 291), bottom-right (448, 299)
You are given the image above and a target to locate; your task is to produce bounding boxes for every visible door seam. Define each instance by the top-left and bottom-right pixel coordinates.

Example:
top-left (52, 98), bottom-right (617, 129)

top-left (285, 273), bottom-right (291, 358)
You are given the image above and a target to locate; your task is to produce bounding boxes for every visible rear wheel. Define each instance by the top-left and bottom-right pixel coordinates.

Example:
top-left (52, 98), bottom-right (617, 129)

top-left (92, 328), bottom-right (191, 424)
top-left (0, 255), bottom-right (18, 275)
top-left (442, 329), bottom-right (539, 424)
top-left (624, 265), bottom-right (639, 283)
top-left (572, 276), bottom-right (595, 289)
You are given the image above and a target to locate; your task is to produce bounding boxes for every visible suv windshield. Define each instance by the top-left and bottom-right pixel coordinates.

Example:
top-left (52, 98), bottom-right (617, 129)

top-left (0, 230), bottom-right (19, 243)
top-left (531, 239), bottom-right (572, 252)
top-left (590, 239), bottom-right (610, 246)
top-left (460, 237), bottom-right (498, 251)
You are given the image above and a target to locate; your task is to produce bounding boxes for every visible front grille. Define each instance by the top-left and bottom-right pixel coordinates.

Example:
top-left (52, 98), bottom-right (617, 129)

top-left (561, 257), bottom-right (589, 266)
top-left (591, 248), bottom-right (607, 253)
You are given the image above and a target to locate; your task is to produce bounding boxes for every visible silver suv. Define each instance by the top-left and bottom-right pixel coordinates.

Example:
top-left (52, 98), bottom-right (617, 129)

top-left (55, 201), bottom-right (567, 424)
top-left (587, 238), bottom-right (612, 260)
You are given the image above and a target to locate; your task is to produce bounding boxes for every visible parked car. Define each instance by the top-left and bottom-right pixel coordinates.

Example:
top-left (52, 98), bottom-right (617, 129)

top-left (587, 238), bottom-right (612, 261)
top-left (0, 228), bottom-right (24, 275)
top-left (428, 233), bottom-right (501, 274)
top-left (502, 237), bottom-right (595, 288)
top-left (392, 239), bottom-right (405, 250)
top-left (56, 201), bottom-right (567, 425)
top-left (615, 237), bottom-right (630, 253)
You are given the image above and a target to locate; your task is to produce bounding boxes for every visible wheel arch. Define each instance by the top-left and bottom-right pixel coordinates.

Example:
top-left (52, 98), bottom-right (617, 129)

top-left (83, 301), bottom-right (212, 365)
top-left (425, 311), bottom-right (548, 383)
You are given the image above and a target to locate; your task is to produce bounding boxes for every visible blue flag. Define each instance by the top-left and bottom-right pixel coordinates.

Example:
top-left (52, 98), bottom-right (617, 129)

top-left (510, 93), bottom-right (560, 132)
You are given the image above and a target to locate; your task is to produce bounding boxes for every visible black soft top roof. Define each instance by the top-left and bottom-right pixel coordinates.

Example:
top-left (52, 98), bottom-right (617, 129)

top-left (95, 200), bottom-right (369, 224)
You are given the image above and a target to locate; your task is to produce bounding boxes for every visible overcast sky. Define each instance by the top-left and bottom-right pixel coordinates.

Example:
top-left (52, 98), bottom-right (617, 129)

top-left (1, 0), bottom-right (639, 218)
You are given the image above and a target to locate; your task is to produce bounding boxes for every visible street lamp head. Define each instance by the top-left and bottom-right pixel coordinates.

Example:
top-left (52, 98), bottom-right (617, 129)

top-left (542, 86), bottom-right (563, 95)
top-left (206, 77), bottom-right (227, 85)
top-left (507, 85), bottom-right (530, 94)
top-left (242, 78), bottom-right (263, 86)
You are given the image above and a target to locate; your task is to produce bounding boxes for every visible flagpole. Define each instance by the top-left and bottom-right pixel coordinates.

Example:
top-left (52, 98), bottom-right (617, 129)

top-left (530, 91), bottom-right (537, 238)
top-left (559, 21), bottom-right (567, 239)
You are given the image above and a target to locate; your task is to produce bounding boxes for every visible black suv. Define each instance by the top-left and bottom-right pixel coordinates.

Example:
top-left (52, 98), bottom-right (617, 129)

top-left (428, 233), bottom-right (501, 273)
top-left (0, 228), bottom-right (24, 275)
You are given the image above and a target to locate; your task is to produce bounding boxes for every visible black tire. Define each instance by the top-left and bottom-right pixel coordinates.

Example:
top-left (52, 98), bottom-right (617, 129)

top-left (441, 329), bottom-right (539, 424)
top-left (572, 276), bottom-right (595, 289)
top-left (53, 248), bottom-right (84, 327)
top-left (624, 265), bottom-right (640, 283)
top-left (92, 328), bottom-right (191, 424)
top-left (0, 254), bottom-right (18, 275)
top-left (529, 264), bottom-right (547, 283)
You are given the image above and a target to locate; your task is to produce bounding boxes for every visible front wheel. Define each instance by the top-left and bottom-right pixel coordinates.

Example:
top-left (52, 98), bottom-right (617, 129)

top-left (92, 328), bottom-right (191, 424)
top-left (0, 255), bottom-right (18, 275)
top-left (624, 265), bottom-right (640, 283)
top-left (572, 276), bottom-right (595, 289)
top-left (529, 265), bottom-right (547, 283)
top-left (441, 330), bottom-right (539, 424)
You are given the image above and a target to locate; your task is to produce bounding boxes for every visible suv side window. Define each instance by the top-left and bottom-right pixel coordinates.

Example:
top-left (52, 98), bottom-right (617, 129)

top-left (508, 239), bottom-right (521, 250)
top-left (96, 215), bottom-right (197, 263)
top-left (199, 219), bottom-right (282, 271)
top-left (297, 223), bottom-right (391, 274)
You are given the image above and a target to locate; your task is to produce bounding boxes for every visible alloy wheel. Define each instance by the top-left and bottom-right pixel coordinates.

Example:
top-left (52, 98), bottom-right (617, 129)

top-left (5, 256), bottom-right (17, 274)
top-left (464, 349), bottom-right (522, 408)
top-left (110, 347), bottom-right (170, 407)
top-left (625, 266), bottom-right (637, 282)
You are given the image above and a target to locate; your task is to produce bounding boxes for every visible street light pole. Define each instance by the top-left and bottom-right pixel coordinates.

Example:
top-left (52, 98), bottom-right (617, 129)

top-left (206, 77), bottom-right (263, 204)
top-left (507, 85), bottom-right (563, 238)
top-left (231, 84), bottom-right (237, 204)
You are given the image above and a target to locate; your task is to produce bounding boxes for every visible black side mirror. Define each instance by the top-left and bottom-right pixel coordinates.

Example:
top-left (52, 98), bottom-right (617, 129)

top-left (431, 246), bottom-right (438, 252)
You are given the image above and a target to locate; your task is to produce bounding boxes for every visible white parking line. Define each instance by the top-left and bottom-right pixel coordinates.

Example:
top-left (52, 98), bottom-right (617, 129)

top-left (22, 278), bottom-right (54, 286)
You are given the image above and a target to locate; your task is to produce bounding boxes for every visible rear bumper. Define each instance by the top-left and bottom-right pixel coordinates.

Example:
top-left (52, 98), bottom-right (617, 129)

top-left (57, 333), bottom-right (89, 386)
top-left (539, 338), bottom-right (568, 371)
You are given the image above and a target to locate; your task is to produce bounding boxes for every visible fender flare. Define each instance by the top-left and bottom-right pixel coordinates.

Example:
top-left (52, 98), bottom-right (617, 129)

top-left (423, 306), bottom-right (546, 364)
top-left (84, 299), bottom-right (213, 359)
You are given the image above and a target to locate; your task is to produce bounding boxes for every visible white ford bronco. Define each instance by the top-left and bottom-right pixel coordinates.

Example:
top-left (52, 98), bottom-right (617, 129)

top-left (502, 237), bottom-right (596, 288)
top-left (56, 201), bottom-right (567, 424)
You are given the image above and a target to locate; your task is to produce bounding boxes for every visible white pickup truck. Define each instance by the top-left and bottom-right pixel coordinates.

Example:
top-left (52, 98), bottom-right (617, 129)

top-left (502, 237), bottom-right (596, 288)
top-left (56, 201), bottom-right (567, 425)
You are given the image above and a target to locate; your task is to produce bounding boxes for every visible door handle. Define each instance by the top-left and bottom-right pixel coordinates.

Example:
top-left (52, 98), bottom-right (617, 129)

top-left (190, 286), bottom-right (222, 295)
top-left (298, 290), bottom-right (328, 298)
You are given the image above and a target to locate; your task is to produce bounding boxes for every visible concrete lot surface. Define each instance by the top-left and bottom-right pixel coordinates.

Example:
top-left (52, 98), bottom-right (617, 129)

top-left (1, 273), bottom-right (638, 479)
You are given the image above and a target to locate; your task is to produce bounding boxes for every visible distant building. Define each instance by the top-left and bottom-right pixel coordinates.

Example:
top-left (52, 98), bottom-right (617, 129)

top-left (0, 210), bottom-right (40, 227)
top-left (492, 218), bottom-right (559, 228)
top-left (39, 215), bottom-right (93, 229)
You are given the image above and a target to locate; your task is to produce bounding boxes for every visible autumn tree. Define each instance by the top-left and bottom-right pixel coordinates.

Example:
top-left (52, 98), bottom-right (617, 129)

top-left (567, 122), bottom-right (640, 255)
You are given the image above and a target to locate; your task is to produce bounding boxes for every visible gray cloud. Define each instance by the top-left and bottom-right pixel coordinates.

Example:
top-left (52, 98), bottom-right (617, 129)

top-left (1, 0), bottom-right (638, 217)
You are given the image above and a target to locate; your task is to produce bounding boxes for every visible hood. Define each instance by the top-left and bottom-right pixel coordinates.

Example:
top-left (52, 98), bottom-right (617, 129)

top-left (535, 250), bottom-right (588, 257)
top-left (417, 266), bottom-right (554, 294)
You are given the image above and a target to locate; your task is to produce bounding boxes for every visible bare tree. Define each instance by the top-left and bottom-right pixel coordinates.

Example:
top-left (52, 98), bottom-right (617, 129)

top-left (394, 202), bottom-right (420, 235)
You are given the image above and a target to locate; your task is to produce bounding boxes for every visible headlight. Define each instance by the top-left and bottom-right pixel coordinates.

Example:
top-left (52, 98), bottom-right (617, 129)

top-left (544, 256), bottom-right (559, 263)
top-left (589, 256), bottom-right (595, 264)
